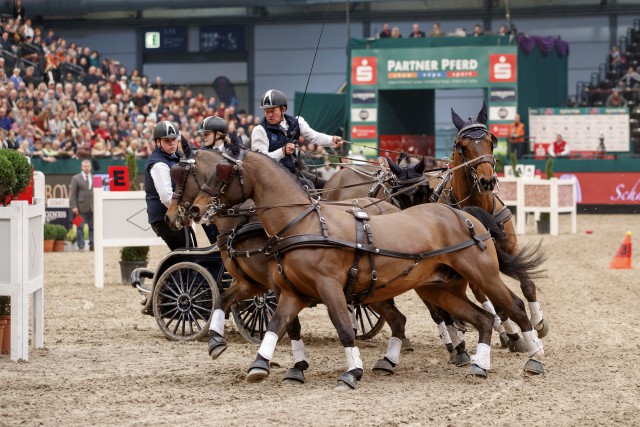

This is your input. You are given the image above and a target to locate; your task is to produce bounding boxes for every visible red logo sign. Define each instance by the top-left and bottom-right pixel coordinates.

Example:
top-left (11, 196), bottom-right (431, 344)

top-left (108, 166), bottom-right (130, 191)
top-left (351, 57), bottom-right (377, 85)
top-left (489, 54), bottom-right (517, 82)
top-left (489, 124), bottom-right (510, 138)
top-left (351, 125), bottom-right (377, 139)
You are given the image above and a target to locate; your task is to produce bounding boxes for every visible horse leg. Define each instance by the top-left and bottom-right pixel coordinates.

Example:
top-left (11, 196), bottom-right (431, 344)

top-left (415, 285), bottom-right (494, 378)
top-left (208, 279), bottom-right (267, 360)
top-left (368, 300), bottom-right (408, 376)
top-left (246, 290), bottom-right (307, 383)
top-left (282, 316), bottom-right (310, 384)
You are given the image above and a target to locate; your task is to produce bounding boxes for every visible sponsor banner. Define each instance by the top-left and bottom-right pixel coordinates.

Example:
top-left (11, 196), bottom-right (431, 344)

top-left (351, 46), bottom-right (517, 89)
top-left (351, 56), bottom-right (378, 85)
top-left (529, 108), bottom-right (630, 152)
top-left (351, 89), bottom-right (377, 104)
top-left (351, 125), bottom-right (377, 139)
top-left (351, 108), bottom-right (377, 123)
top-left (556, 172), bottom-right (640, 205)
top-left (489, 87), bottom-right (516, 103)
top-left (489, 123), bottom-right (510, 138)
top-left (489, 106), bottom-right (517, 122)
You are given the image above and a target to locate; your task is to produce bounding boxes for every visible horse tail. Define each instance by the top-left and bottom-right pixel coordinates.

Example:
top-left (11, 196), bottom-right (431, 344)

top-left (462, 206), bottom-right (546, 282)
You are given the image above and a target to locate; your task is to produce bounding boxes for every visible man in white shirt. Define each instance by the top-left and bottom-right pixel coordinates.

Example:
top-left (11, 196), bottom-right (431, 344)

top-left (251, 89), bottom-right (343, 188)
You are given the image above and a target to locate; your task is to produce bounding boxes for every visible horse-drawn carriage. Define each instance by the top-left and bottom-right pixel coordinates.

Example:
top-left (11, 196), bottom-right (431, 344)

top-left (130, 239), bottom-right (385, 343)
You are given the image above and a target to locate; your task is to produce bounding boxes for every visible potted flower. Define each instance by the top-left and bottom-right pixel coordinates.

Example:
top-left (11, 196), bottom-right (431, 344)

top-left (53, 224), bottom-right (67, 252)
top-left (119, 152), bottom-right (150, 284)
top-left (43, 222), bottom-right (56, 252)
top-left (536, 157), bottom-right (555, 234)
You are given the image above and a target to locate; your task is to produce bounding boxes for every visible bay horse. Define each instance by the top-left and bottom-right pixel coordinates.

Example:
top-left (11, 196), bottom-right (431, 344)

top-left (433, 103), bottom-right (549, 339)
top-left (190, 148), bottom-right (545, 389)
top-left (165, 156), bottom-right (406, 384)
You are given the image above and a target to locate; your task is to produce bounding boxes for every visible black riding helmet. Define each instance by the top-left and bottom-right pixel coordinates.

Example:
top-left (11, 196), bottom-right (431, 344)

top-left (197, 116), bottom-right (228, 136)
top-left (260, 89), bottom-right (287, 109)
top-left (153, 120), bottom-right (180, 140)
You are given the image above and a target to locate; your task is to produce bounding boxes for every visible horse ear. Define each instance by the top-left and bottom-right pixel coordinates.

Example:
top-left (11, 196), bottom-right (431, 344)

top-left (413, 157), bottom-right (426, 174)
top-left (386, 156), bottom-right (402, 175)
top-left (476, 101), bottom-right (488, 125)
top-left (451, 108), bottom-right (465, 130)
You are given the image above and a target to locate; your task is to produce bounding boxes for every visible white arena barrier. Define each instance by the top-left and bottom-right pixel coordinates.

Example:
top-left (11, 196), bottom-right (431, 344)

top-left (0, 198), bottom-right (45, 361)
top-left (93, 188), bottom-right (165, 288)
top-left (496, 177), bottom-right (577, 236)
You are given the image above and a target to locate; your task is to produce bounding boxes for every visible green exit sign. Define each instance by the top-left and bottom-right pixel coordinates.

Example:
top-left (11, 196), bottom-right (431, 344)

top-left (145, 32), bottom-right (160, 49)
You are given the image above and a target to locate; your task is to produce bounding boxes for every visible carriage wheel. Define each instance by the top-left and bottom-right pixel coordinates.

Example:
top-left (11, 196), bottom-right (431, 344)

top-left (231, 290), bottom-right (278, 344)
top-left (152, 262), bottom-right (220, 342)
top-left (354, 304), bottom-right (386, 340)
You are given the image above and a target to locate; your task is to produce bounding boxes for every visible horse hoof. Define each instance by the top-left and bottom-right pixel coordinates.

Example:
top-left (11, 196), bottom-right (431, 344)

top-left (523, 358), bottom-right (545, 376)
top-left (372, 358), bottom-right (395, 376)
top-left (283, 368), bottom-right (305, 384)
top-left (401, 337), bottom-right (414, 352)
top-left (467, 364), bottom-right (487, 378)
top-left (535, 319), bottom-right (550, 338)
top-left (208, 332), bottom-right (228, 360)
top-left (499, 332), bottom-right (511, 349)
top-left (335, 371), bottom-right (358, 390)
top-left (509, 336), bottom-right (529, 353)
top-left (455, 351), bottom-right (471, 367)
top-left (246, 368), bottom-right (269, 383)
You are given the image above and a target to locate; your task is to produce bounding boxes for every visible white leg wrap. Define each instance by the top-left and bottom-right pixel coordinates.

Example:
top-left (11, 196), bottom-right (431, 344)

top-left (209, 309), bottom-right (225, 335)
top-left (528, 301), bottom-right (543, 327)
top-left (290, 339), bottom-right (309, 365)
top-left (522, 330), bottom-right (544, 357)
top-left (344, 346), bottom-right (364, 371)
top-left (384, 337), bottom-right (402, 365)
top-left (502, 319), bottom-right (519, 335)
top-left (470, 343), bottom-right (491, 370)
top-left (482, 301), bottom-right (503, 331)
top-left (446, 324), bottom-right (464, 348)
top-left (348, 305), bottom-right (358, 331)
top-left (257, 331), bottom-right (278, 361)
top-left (438, 322), bottom-right (452, 345)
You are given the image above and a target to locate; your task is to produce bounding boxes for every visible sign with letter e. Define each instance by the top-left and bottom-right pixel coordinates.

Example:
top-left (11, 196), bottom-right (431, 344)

top-left (108, 166), bottom-right (129, 191)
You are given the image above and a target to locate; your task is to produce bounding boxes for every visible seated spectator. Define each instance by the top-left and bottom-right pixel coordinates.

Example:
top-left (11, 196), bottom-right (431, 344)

top-left (430, 23), bottom-right (445, 37)
top-left (548, 134), bottom-right (570, 157)
top-left (605, 88), bottom-right (628, 107)
top-left (619, 66), bottom-right (640, 88)
top-left (391, 27), bottom-right (402, 39)
top-left (408, 23), bottom-right (426, 38)
top-left (379, 23), bottom-right (392, 38)
top-left (471, 24), bottom-right (483, 37)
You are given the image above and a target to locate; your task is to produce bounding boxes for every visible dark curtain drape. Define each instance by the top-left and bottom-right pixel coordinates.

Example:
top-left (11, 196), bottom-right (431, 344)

top-left (294, 92), bottom-right (346, 136)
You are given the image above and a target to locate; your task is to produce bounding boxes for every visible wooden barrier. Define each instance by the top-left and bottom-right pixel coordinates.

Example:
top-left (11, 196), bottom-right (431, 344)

top-left (0, 199), bottom-right (45, 361)
top-left (496, 177), bottom-right (577, 236)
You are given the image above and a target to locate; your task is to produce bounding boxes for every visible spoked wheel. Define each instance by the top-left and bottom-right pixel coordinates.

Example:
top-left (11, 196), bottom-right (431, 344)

top-left (152, 262), bottom-right (220, 342)
top-left (231, 290), bottom-right (278, 344)
top-left (354, 304), bottom-right (386, 340)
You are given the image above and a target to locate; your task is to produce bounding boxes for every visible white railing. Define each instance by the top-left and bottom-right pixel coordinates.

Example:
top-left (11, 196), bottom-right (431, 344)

top-left (0, 198), bottom-right (45, 361)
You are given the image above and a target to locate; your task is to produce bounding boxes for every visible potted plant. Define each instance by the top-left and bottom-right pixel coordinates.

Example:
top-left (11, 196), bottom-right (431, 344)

top-left (0, 295), bottom-right (10, 354)
top-left (0, 149), bottom-right (32, 206)
top-left (119, 152), bottom-right (150, 284)
top-left (53, 224), bottom-right (67, 252)
top-left (43, 222), bottom-right (55, 252)
top-left (536, 156), bottom-right (555, 234)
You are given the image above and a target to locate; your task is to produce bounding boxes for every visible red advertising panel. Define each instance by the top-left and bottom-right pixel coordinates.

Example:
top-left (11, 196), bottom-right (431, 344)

top-left (379, 134), bottom-right (435, 162)
top-left (558, 172), bottom-right (640, 205)
top-left (108, 166), bottom-right (130, 191)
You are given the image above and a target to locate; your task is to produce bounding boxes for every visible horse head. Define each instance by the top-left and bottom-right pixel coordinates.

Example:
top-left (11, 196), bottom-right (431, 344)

top-left (451, 102), bottom-right (497, 193)
top-left (385, 156), bottom-right (432, 208)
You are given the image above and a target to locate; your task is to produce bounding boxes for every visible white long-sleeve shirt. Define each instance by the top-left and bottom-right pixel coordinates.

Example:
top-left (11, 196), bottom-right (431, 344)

top-left (251, 116), bottom-right (333, 162)
top-left (149, 162), bottom-right (173, 207)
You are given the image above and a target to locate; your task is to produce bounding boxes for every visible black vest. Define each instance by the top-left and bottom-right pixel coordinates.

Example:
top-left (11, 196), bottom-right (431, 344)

top-left (261, 114), bottom-right (300, 173)
top-left (144, 147), bottom-right (181, 224)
